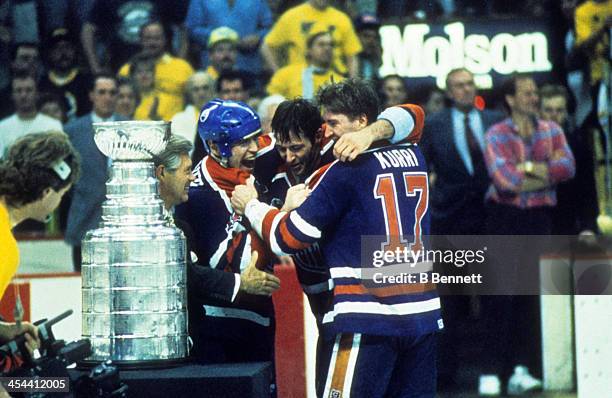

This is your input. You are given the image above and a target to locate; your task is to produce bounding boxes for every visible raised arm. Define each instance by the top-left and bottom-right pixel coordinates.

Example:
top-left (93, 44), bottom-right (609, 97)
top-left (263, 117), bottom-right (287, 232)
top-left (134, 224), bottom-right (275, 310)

top-left (333, 104), bottom-right (425, 161)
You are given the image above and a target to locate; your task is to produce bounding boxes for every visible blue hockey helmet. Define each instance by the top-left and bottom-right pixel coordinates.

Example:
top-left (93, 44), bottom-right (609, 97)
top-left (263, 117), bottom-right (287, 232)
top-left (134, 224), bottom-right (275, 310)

top-left (197, 99), bottom-right (261, 159)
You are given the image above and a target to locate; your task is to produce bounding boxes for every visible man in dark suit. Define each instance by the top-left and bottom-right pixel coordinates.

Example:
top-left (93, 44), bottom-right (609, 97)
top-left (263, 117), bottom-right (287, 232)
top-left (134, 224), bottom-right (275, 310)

top-left (421, 68), bottom-right (504, 235)
top-left (420, 68), bottom-right (503, 393)
top-left (64, 74), bottom-right (123, 271)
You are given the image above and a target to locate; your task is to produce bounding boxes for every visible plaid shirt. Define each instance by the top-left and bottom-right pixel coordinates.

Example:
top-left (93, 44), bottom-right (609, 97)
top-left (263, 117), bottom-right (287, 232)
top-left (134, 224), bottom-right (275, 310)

top-left (484, 117), bottom-right (575, 208)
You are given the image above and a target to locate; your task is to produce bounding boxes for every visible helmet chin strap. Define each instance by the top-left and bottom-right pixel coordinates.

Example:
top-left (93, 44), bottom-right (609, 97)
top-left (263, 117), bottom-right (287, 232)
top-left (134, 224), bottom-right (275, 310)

top-left (209, 150), bottom-right (230, 168)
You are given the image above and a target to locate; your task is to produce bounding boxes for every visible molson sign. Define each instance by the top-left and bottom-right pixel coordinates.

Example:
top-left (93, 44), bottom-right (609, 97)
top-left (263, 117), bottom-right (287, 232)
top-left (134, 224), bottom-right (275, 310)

top-left (379, 21), bottom-right (554, 88)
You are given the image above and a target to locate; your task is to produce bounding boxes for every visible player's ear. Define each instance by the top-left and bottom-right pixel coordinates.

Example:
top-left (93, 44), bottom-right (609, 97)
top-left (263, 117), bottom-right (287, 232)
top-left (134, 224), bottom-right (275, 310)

top-left (315, 124), bottom-right (325, 145)
top-left (208, 141), bottom-right (220, 157)
top-left (358, 114), bottom-right (368, 129)
top-left (40, 187), bottom-right (53, 201)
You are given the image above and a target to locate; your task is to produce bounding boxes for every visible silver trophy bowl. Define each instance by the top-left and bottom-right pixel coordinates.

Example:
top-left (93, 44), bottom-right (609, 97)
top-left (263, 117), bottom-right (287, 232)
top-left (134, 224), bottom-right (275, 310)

top-left (81, 121), bottom-right (189, 367)
top-left (93, 120), bottom-right (171, 160)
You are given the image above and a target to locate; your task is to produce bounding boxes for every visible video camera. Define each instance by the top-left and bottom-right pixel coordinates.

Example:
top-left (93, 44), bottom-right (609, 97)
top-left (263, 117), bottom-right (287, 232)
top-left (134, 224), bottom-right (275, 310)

top-left (0, 310), bottom-right (127, 397)
top-left (1, 310), bottom-right (89, 373)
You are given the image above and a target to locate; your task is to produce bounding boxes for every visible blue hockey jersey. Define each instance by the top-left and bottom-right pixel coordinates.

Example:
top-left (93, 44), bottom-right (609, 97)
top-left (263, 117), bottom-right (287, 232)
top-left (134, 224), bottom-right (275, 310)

top-left (246, 143), bottom-right (443, 339)
top-left (175, 156), bottom-right (275, 334)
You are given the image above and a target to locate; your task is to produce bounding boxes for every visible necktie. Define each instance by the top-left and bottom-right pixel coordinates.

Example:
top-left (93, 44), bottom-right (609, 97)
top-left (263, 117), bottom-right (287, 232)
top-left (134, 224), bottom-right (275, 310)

top-left (464, 113), bottom-right (486, 176)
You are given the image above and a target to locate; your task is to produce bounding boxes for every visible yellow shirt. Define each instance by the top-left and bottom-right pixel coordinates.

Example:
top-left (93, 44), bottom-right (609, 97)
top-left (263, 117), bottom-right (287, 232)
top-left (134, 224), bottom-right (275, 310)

top-left (267, 63), bottom-right (345, 99)
top-left (264, 3), bottom-right (362, 75)
top-left (119, 53), bottom-right (194, 110)
top-left (134, 91), bottom-right (183, 122)
top-left (575, 0), bottom-right (612, 85)
top-left (206, 65), bottom-right (220, 80)
top-left (0, 202), bottom-right (19, 298)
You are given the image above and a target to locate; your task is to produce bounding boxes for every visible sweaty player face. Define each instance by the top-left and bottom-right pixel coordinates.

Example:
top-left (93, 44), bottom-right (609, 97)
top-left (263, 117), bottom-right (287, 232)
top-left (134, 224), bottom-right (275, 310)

top-left (277, 131), bottom-right (317, 181)
top-left (321, 110), bottom-right (367, 140)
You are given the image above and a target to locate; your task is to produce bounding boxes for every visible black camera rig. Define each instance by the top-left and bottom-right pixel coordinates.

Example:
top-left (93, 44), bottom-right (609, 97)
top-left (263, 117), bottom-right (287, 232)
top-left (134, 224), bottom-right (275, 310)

top-left (1, 310), bottom-right (127, 397)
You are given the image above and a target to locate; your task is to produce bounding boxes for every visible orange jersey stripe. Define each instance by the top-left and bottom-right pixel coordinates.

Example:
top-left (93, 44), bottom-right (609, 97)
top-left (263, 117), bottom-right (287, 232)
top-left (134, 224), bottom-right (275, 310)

top-left (279, 217), bottom-right (310, 251)
top-left (335, 282), bottom-right (436, 297)
top-left (306, 161), bottom-right (335, 189)
top-left (329, 334), bottom-right (355, 394)
top-left (397, 103), bottom-right (425, 144)
top-left (249, 233), bottom-right (272, 270)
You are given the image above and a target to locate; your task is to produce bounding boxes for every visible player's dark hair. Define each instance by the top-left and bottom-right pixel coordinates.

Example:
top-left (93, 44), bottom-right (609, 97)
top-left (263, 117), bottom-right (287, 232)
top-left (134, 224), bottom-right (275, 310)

top-left (271, 98), bottom-right (324, 144)
top-left (316, 78), bottom-right (380, 124)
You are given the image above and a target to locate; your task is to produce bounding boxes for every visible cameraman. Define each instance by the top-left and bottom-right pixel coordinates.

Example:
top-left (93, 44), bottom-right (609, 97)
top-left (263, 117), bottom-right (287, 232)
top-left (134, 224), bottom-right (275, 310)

top-left (1, 132), bottom-right (79, 383)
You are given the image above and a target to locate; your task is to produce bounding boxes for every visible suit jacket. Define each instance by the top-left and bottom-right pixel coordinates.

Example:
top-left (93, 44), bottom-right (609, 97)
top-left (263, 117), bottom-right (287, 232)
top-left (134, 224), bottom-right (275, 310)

top-left (421, 107), bottom-right (504, 234)
top-left (64, 113), bottom-right (125, 246)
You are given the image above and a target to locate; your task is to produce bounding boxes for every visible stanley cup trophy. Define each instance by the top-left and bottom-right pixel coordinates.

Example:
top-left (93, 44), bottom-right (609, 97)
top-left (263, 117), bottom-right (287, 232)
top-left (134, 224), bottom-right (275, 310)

top-left (81, 121), bottom-right (189, 367)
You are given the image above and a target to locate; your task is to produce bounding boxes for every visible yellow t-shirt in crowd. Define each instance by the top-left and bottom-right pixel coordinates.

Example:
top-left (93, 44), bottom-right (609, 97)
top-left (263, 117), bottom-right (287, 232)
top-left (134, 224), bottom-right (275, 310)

top-left (205, 65), bottom-right (220, 81)
top-left (267, 64), bottom-right (345, 99)
top-left (134, 91), bottom-right (184, 122)
top-left (0, 202), bottom-right (19, 298)
top-left (264, 3), bottom-right (362, 75)
top-left (575, 0), bottom-right (612, 85)
top-left (119, 53), bottom-right (194, 111)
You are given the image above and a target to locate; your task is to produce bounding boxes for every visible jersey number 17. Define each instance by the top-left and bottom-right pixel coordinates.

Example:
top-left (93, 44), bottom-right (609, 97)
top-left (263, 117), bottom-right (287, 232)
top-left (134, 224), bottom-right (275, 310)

top-left (374, 172), bottom-right (428, 253)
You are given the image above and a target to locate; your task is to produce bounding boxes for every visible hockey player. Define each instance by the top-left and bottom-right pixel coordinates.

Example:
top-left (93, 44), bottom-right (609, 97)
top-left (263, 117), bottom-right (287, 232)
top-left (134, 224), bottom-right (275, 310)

top-left (231, 80), bottom-right (442, 397)
top-left (152, 134), bottom-right (280, 355)
top-left (174, 100), bottom-right (281, 392)
top-left (268, 96), bottom-right (428, 319)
